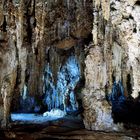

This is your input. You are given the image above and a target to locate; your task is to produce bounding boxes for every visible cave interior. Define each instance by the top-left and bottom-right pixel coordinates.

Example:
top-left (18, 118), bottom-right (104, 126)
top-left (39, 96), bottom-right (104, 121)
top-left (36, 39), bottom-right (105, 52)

top-left (0, 0), bottom-right (140, 139)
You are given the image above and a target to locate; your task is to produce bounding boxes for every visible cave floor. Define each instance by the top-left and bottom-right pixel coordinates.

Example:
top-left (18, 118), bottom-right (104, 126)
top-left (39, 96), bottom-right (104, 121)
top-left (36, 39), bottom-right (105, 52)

top-left (1, 117), bottom-right (140, 140)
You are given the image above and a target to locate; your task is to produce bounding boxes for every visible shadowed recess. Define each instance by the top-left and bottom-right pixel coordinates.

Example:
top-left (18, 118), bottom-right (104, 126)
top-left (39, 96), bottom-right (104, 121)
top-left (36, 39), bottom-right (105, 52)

top-left (108, 81), bottom-right (140, 125)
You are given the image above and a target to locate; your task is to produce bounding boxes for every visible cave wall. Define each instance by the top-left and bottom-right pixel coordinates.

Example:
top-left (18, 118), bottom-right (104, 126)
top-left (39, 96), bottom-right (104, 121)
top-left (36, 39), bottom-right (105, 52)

top-left (0, 0), bottom-right (140, 131)
top-left (0, 0), bottom-right (92, 127)
top-left (82, 0), bottom-right (140, 131)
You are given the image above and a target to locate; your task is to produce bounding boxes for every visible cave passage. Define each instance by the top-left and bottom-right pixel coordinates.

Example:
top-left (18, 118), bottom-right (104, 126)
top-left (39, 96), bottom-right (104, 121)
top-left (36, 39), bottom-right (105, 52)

top-left (108, 81), bottom-right (140, 125)
top-left (1, 0), bottom-right (93, 127)
top-left (11, 55), bottom-right (83, 124)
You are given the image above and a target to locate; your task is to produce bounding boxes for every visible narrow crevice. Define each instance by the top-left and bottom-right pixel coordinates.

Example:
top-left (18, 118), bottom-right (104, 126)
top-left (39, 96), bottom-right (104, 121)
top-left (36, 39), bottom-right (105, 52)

top-left (112, 72), bottom-right (115, 83)
top-left (2, 16), bottom-right (7, 32)
top-left (126, 74), bottom-right (132, 95)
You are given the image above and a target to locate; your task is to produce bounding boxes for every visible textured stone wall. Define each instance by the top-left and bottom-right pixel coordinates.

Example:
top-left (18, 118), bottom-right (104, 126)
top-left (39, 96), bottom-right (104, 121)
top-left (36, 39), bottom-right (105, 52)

top-left (82, 0), bottom-right (140, 131)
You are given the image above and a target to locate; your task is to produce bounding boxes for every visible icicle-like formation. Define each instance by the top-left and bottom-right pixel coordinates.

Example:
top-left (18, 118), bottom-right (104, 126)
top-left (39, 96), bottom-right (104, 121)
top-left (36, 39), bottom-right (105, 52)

top-left (67, 0), bottom-right (70, 9)
top-left (84, 0), bottom-right (86, 7)
top-left (22, 84), bottom-right (27, 100)
top-left (43, 55), bottom-right (80, 113)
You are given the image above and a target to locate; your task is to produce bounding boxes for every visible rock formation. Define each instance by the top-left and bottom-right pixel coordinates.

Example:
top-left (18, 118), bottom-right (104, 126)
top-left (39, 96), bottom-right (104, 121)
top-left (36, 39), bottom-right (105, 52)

top-left (0, 0), bottom-right (92, 127)
top-left (0, 0), bottom-right (140, 132)
top-left (82, 0), bottom-right (140, 131)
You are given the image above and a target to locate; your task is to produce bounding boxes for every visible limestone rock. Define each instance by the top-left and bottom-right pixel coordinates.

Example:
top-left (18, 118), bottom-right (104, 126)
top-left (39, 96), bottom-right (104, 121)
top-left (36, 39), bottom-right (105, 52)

top-left (82, 0), bottom-right (140, 131)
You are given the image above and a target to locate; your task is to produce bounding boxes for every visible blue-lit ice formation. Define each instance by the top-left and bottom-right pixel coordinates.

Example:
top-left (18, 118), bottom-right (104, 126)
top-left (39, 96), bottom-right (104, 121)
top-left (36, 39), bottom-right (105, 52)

top-left (17, 55), bottom-right (80, 115)
top-left (43, 55), bottom-right (80, 113)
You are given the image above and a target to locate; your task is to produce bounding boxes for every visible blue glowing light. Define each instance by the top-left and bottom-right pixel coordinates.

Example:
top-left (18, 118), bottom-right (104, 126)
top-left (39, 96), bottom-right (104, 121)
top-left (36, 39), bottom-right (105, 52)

top-left (18, 55), bottom-right (80, 115)
top-left (43, 55), bottom-right (80, 113)
top-left (11, 111), bottom-right (64, 124)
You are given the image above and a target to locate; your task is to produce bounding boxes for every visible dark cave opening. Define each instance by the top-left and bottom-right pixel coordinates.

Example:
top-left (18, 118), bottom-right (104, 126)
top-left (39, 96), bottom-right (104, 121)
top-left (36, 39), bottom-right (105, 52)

top-left (10, 21), bottom-right (92, 118)
top-left (10, 26), bottom-right (91, 130)
top-left (108, 81), bottom-right (140, 126)
top-left (127, 74), bottom-right (132, 95)
top-left (10, 44), bottom-right (86, 125)
top-left (45, 45), bottom-right (85, 113)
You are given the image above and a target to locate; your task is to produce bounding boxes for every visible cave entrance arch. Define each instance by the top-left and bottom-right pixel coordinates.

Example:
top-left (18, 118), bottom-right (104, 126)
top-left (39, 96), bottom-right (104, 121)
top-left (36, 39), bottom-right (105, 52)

top-left (10, 45), bottom-right (87, 125)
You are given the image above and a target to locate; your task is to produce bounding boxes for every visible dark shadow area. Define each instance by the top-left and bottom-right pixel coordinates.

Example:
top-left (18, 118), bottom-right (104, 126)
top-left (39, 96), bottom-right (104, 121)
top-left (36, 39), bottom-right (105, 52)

top-left (108, 81), bottom-right (140, 125)
top-left (127, 74), bottom-right (132, 95)
top-left (135, 0), bottom-right (140, 5)
top-left (10, 46), bottom-right (85, 130)
top-left (0, 117), bottom-right (84, 140)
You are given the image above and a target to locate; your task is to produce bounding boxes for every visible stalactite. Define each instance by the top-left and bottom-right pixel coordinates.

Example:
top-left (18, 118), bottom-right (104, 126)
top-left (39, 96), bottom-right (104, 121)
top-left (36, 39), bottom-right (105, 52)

top-left (101, 0), bottom-right (110, 21)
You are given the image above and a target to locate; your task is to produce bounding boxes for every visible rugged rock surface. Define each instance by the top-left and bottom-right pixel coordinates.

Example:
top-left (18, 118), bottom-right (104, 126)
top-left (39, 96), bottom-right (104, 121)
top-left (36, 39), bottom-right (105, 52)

top-left (82, 0), bottom-right (140, 131)
top-left (0, 0), bottom-right (140, 133)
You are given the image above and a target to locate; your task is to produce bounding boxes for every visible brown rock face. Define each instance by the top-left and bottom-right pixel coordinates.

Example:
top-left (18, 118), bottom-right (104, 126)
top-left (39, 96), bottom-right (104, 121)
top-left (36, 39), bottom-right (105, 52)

top-left (56, 38), bottom-right (77, 50)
